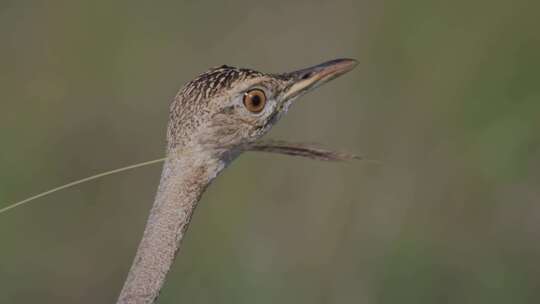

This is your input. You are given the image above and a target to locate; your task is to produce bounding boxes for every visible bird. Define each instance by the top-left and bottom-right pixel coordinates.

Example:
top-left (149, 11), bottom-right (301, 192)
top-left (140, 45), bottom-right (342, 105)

top-left (117, 58), bottom-right (358, 304)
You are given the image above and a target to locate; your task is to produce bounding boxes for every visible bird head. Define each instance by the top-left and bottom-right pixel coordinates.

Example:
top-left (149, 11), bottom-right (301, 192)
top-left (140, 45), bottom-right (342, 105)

top-left (167, 58), bottom-right (358, 161)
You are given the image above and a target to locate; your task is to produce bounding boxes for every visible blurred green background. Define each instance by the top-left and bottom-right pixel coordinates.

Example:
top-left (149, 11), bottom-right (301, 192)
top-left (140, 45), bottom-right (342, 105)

top-left (1, 0), bottom-right (539, 303)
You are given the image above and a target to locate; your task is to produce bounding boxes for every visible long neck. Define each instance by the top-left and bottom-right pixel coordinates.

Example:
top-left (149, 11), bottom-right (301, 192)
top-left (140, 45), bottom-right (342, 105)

top-left (117, 149), bottom-right (226, 304)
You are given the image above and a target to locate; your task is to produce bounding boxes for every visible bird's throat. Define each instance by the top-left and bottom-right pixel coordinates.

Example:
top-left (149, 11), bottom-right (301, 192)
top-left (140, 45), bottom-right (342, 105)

top-left (117, 151), bottom-right (227, 303)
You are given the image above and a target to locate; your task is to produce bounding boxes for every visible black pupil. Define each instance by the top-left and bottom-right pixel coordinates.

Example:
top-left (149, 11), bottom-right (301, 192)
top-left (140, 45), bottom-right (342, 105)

top-left (250, 94), bottom-right (261, 106)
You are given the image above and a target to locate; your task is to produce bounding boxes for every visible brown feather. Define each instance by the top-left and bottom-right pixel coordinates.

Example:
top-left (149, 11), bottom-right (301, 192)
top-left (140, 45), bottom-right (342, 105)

top-left (245, 140), bottom-right (362, 162)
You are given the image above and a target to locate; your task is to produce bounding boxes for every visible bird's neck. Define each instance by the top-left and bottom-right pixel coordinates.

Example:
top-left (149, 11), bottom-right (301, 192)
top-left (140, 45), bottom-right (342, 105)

top-left (117, 149), bottom-right (227, 304)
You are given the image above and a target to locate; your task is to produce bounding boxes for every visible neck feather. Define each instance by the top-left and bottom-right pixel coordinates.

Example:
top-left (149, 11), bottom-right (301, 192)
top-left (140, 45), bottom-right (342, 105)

top-left (117, 149), bottom-right (226, 304)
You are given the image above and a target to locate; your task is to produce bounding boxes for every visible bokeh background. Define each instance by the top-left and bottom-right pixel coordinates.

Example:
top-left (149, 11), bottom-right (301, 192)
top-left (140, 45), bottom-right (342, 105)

top-left (1, 1), bottom-right (539, 303)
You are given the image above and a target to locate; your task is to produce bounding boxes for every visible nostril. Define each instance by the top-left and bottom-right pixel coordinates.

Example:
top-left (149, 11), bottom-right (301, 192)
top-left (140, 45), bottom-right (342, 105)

top-left (301, 72), bottom-right (312, 80)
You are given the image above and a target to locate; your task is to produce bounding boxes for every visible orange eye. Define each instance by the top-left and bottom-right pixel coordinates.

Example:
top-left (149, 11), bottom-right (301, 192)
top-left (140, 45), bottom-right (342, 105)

top-left (243, 89), bottom-right (267, 113)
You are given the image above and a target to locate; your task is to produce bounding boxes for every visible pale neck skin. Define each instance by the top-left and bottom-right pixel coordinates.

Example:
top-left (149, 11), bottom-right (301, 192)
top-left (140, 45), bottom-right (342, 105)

top-left (117, 147), bottom-right (228, 304)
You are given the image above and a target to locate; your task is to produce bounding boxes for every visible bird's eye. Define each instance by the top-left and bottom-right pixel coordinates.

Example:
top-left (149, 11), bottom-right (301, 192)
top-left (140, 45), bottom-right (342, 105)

top-left (243, 89), bottom-right (267, 113)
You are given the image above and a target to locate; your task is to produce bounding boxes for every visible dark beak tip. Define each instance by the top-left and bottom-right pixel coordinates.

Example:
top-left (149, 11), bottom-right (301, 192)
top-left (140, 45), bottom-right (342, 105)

top-left (334, 58), bottom-right (358, 71)
top-left (317, 58), bottom-right (358, 78)
top-left (339, 58), bottom-right (358, 65)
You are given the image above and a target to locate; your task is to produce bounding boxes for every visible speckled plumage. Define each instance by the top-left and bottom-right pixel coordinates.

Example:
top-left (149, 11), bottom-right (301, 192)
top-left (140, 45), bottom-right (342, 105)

top-left (181, 65), bottom-right (264, 100)
top-left (118, 59), bottom-right (358, 304)
top-left (167, 65), bottom-right (288, 152)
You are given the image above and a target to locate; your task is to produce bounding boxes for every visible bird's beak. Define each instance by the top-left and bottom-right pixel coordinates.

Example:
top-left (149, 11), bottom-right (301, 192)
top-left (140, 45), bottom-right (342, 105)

top-left (246, 58), bottom-right (363, 162)
top-left (280, 58), bottom-right (358, 101)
